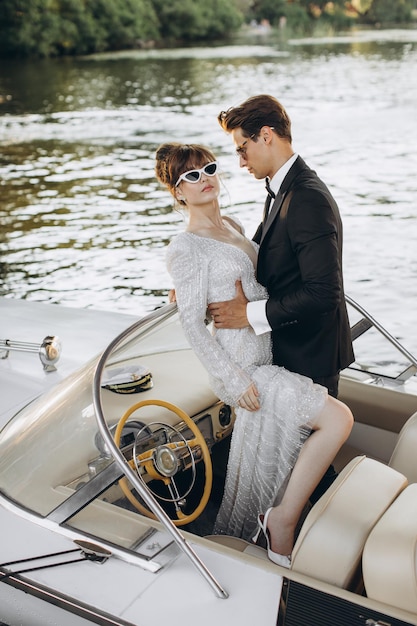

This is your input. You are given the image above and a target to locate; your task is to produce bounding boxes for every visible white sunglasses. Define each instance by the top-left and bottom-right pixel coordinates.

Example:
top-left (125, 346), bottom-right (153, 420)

top-left (175, 161), bottom-right (218, 187)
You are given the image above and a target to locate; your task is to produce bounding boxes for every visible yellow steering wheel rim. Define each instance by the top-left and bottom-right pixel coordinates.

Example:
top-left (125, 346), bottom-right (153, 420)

top-left (114, 399), bottom-right (213, 526)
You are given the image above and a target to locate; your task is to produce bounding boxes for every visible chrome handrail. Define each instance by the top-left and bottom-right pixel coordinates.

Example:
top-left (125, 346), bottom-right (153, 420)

top-left (92, 302), bottom-right (228, 600)
top-left (346, 295), bottom-right (417, 382)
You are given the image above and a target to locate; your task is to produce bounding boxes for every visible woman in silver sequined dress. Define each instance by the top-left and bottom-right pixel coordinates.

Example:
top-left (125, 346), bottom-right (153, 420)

top-left (156, 142), bottom-right (353, 566)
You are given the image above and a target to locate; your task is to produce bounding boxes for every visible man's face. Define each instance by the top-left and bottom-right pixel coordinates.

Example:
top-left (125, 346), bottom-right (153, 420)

top-left (231, 127), bottom-right (272, 180)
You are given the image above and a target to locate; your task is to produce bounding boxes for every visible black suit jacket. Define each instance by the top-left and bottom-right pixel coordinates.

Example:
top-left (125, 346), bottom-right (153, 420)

top-left (253, 156), bottom-right (354, 379)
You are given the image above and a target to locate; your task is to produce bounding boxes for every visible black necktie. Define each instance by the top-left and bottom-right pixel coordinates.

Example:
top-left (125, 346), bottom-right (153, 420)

top-left (263, 178), bottom-right (275, 222)
top-left (265, 178), bottom-right (275, 200)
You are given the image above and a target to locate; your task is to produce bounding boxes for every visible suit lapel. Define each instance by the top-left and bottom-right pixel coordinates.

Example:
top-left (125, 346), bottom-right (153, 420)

top-left (259, 156), bottom-right (308, 245)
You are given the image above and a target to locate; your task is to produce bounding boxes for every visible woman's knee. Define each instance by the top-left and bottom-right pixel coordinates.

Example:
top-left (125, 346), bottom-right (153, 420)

top-left (333, 397), bottom-right (354, 437)
top-left (314, 396), bottom-right (353, 437)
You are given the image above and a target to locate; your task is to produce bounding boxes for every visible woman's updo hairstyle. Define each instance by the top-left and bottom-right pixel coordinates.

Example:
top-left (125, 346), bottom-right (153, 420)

top-left (155, 142), bottom-right (217, 204)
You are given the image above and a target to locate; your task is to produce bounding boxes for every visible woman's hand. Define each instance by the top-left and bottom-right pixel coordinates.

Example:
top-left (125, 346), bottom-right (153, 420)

top-left (238, 382), bottom-right (260, 412)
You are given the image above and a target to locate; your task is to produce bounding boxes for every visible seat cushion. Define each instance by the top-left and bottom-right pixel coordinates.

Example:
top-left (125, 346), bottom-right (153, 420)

top-left (362, 483), bottom-right (417, 614)
top-left (291, 456), bottom-right (408, 588)
top-left (389, 411), bottom-right (417, 483)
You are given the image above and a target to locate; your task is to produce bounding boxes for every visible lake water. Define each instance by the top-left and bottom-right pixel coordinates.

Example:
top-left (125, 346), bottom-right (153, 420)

top-left (1, 28), bottom-right (417, 361)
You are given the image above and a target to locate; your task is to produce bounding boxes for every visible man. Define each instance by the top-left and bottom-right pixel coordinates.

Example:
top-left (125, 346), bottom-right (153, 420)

top-left (208, 94), bottom-right (354, 501)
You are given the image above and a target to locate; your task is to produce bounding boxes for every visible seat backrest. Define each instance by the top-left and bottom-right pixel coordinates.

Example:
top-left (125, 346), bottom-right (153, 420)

top-left (291, 456), bottom-right (408, 589)
top-left (389, 411), bottom-right (417, 483)
top-left (362, 483), bottom-right (417, 614)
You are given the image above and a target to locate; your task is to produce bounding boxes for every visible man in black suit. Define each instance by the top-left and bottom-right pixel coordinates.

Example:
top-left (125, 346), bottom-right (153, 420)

top-left (208, 94), bottom-right (354, 501)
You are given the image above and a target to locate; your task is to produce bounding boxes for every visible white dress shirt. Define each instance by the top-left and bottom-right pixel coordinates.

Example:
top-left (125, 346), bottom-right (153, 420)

top-left (247, 153), bottom-right (298, 335)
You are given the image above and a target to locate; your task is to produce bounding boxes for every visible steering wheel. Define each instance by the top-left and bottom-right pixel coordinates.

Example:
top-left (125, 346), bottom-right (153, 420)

top-left (114, 399), bottom-right (213, 526)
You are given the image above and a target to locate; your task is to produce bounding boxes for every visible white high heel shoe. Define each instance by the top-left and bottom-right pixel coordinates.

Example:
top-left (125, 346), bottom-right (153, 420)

top-left (253, 508), bottom-right (291, 569)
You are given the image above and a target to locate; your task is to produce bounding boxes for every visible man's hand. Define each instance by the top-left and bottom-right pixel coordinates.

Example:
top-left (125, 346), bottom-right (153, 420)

top-left (168, 288), bottom-right (176, 303)
top-left (208, 280), bottom-right (249, 329)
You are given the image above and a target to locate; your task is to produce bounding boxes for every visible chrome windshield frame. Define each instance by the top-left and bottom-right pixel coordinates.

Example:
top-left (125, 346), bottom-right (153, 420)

top-left (346, 295), bottom-right (417, 382)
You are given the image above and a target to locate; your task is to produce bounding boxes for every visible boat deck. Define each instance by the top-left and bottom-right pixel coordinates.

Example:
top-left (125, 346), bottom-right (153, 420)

top-left (0, 298), bottom-right (137, 426)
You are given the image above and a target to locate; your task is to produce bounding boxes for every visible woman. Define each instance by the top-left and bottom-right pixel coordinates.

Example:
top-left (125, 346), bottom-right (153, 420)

top-left (157, 142), bottom-right (353, 567)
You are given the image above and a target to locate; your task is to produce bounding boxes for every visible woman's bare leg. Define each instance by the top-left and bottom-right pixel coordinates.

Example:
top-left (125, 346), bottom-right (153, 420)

top-left (266, 397), bottom-right (353, 556)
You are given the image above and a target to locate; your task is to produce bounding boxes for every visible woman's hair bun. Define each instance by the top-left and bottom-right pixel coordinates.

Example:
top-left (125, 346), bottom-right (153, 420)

top-left (155, 142), bottom-right (181, 186)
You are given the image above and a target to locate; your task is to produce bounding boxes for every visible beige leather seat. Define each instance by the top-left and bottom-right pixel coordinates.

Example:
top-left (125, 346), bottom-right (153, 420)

top-left (362, 483), bottom-right (417, 614)
top-left (334, 410), bottom-right (417, 480)
top-left (388, 411), bottom-right (417, 483)
top-left (290, 456), bottom-right (408, 589)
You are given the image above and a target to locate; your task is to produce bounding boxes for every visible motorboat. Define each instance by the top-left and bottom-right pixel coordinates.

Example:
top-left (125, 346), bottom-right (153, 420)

top-left (0, 295), bottom-right (416, 626)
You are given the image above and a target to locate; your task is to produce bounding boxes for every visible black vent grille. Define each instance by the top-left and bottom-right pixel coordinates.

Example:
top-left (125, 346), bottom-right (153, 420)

top-left (283, 580), bottom-right (415, 626)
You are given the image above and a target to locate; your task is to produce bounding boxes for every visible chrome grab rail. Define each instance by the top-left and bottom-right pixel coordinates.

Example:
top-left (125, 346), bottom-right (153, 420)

top-left (0, 336), bottom-right (61, 371)
top-left (346, 295), bottom-right (417, 382)
top-left (92, 302), bottom-right (228, 600)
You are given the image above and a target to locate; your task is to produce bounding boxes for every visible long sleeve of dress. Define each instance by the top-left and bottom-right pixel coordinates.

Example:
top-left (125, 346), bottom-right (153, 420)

top-left (167, 232), bottom-right (327, 542)
top-left (166, 235), bottom-right (253, 406)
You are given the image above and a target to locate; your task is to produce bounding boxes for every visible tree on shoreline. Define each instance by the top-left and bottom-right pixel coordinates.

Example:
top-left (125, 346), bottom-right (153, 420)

top-left (0, 0), bottom-right (414, 59)
top-left (0, 0), bottom-right (161, 57)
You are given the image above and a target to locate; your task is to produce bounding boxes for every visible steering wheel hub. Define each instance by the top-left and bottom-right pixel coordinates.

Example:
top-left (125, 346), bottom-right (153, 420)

top-left (154, 445), bottom-right (179, 477)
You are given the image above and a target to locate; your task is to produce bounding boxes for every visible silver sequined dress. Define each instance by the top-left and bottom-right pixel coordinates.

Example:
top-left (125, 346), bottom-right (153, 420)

top-left (166, 231), bottom-right (327, 541)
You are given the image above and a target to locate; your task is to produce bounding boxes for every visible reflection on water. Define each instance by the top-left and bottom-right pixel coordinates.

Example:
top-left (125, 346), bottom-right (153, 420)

top-left (1, 29), bottom-right (417, 362)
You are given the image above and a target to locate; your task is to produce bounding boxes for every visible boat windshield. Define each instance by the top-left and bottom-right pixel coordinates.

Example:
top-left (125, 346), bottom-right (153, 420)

top-left (0, 306), bottom-right (213, 524)
top-left (0, 304), bottom-right (230, 596)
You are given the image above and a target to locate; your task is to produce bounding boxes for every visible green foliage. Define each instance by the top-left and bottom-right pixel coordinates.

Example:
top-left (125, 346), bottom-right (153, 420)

top-left (360, 0), bottom-right (414, 23)
top-left (248, 0), bottom-right (287, 26)
top-left (0, 0), bottom-right (56, 57)
top-left (0, 0), bottom-right (242, 57)
top-left (0, 0), bottom-right (160, 57)
top-left (85, 0), bottom-right (159, 51)
top-left (319, 4), bottom-right (355, 30)
top-left (151, 0), bottom-right (243, 42)
top-left (249, 0), bottom-right (354, 32)
top-left (0, 0), bottom-right (414, 58)
top-left (282, 2), bottom-right (311, 33)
